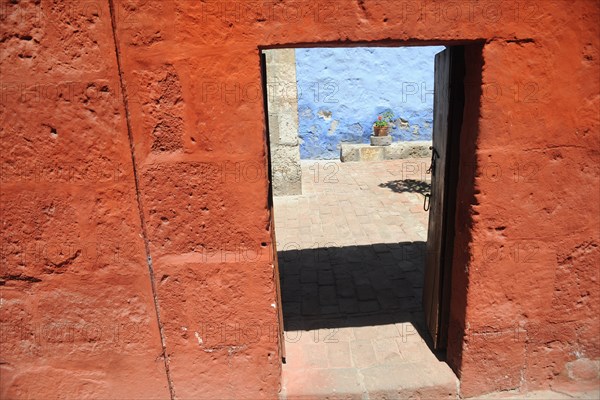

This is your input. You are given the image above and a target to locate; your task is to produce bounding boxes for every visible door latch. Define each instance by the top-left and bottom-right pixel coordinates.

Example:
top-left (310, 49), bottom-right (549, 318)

top-left (426, 146), bottom-right (440, 175)
top-left (424, 146), bottom-right (438, 212)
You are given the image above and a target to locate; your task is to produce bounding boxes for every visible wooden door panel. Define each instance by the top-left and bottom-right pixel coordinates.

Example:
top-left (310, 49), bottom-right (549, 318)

top-left (423, 48), bottom-right (452, 348)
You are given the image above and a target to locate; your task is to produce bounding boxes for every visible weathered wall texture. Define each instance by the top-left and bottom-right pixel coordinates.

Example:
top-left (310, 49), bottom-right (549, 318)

top-left (0, 0), bottom-right (170, 398)
top-left (1, 0), bottom-right (599, 399)
top-left (265, 49), bottom-right (302, 196)
top-left (296, 46), bottom-right (443, 159)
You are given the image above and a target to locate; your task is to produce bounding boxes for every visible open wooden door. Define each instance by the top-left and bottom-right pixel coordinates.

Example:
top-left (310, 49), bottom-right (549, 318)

top-left (260, 51), bottom-right (286, 362)
top-left (423, 47), bottom-right (464, 349)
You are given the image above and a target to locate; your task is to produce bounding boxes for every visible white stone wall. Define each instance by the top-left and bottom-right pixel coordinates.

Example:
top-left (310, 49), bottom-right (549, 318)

top-left (264, 49), bottom-right (302, 196)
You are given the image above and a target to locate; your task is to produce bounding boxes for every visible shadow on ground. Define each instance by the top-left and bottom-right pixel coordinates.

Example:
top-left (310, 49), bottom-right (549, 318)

top-left (378, 179), bottom-right (431, 194)
top-left (278, 242), bottom-right (432, 343)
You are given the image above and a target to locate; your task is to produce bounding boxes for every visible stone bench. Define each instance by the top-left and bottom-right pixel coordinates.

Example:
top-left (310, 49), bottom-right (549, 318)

top-left (340, 140), bottom-right (432, 162)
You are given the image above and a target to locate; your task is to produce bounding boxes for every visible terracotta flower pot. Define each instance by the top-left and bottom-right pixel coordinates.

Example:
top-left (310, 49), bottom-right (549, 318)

top-left (373, 126), bottom-right (390, 136)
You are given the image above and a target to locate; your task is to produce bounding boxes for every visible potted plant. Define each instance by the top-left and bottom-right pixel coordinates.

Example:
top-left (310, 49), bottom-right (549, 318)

top-left (373, 110), bottom-right (395, 136)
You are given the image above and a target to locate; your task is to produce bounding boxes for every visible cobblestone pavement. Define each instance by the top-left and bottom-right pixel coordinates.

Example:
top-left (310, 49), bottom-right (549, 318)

top-left (275, 159), bottom-right (458, 399)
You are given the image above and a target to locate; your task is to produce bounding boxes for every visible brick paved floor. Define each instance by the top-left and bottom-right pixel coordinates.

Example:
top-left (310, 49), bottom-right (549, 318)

top-left (275, 159), bottom-right (458, 399)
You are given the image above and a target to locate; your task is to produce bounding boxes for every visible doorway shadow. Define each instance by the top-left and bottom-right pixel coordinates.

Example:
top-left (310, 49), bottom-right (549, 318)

top-left (378, 179), bottom-right (431, 195)
top-left (278, 241), bottom-right (434, 346)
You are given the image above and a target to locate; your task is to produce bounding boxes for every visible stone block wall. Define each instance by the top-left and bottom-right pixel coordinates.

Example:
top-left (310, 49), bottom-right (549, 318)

top-left (264, 49), bottom-right (302, 196)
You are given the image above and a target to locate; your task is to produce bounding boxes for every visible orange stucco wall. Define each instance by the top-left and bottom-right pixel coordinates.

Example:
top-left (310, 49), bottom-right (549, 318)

top-left (1, 1), bottom-right (598, 398)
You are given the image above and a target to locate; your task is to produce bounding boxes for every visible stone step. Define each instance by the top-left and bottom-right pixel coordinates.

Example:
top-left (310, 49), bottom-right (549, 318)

top-left (280, 360), bottom-right (458, 400)
top-left (341, 141), bottom-right (432, 162)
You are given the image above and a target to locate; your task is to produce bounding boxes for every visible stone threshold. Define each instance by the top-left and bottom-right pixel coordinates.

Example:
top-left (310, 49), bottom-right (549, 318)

top-left (341, 140), bottom-right (432, 162)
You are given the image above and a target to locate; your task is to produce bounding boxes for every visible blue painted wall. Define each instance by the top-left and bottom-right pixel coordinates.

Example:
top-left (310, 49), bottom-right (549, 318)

top-left (295, 46), bottom-right (445, 159)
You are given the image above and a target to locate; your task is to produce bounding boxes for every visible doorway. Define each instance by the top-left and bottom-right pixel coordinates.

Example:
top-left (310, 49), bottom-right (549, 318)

top-left (261, 44), bottom-right (467, 398)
